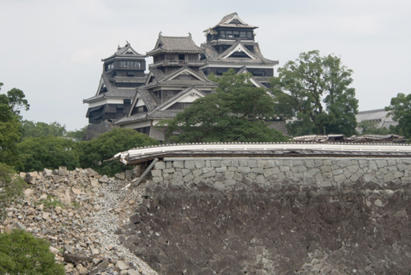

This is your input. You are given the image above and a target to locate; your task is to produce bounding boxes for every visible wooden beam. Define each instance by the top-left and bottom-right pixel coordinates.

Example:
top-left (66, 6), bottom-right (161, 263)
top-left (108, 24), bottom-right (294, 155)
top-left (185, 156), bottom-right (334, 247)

top-left (133, 158), bottom-right (159, 187)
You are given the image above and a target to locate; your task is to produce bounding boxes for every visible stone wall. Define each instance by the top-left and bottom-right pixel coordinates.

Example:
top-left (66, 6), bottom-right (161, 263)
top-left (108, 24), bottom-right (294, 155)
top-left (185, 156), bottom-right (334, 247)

top-left (150, 157), bottom-right (411, 189)
top-left (119, 157), bottom-right (411, 274)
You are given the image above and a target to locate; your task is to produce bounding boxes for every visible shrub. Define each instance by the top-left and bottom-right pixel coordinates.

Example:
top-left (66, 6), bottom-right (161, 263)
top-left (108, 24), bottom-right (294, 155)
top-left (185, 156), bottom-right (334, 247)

top-left (0, 163), bottom-right (26, 219)
top-left (0, 229), bottom-right (65, 274)
top-left (78, 128), bottom-right (158, 176)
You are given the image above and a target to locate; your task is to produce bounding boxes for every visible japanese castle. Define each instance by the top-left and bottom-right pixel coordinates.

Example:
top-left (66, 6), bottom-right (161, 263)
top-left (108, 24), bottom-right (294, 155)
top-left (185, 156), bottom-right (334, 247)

top-left (83, 13), bottom-right (279, 141)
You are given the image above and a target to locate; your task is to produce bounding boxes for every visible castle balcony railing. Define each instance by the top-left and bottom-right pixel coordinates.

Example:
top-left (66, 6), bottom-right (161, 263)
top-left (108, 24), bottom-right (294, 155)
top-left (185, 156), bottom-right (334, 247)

top-left (150, 60), bottom-right (206, 67)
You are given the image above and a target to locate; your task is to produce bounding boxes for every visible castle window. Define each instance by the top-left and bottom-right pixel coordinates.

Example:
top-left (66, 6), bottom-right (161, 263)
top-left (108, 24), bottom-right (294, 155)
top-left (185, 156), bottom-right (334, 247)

top-left (247, 32), bottom-right (252, 38)
top-left (120, 61), bottom-right (141, 69)
top-left (233, 31), bottom-right (240, 38)
top-left (240, 31), bottom-right (246, 38)
top-left (105, 62), bottom-right (114, 71)
top-left (220, 31), bottom-right (225, 38)
top-left (226, 31), bottom-right (233, 38)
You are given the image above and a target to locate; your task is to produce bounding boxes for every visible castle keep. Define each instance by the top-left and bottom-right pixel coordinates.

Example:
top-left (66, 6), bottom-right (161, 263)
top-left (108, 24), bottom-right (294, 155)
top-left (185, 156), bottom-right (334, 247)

top-left (83, 13), bottom-right (278, 141)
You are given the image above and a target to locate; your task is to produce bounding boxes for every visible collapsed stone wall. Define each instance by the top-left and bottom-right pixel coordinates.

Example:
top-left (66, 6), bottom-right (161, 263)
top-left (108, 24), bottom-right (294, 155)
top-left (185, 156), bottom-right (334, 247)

top-left (119, 157), bottom-right (411, 274)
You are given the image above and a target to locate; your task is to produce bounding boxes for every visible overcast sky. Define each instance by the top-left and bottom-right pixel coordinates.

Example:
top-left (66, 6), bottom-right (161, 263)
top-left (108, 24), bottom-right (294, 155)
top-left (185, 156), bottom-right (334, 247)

top-left (1, 0), bottom-right (410, 130)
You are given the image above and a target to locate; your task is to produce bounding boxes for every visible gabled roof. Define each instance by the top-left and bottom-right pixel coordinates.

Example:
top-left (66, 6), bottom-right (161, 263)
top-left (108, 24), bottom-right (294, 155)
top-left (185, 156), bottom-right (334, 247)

top-left (147, 35), bottom-right (204, 56)
top-left (202, 41), bottom-right (278, 65)
top-left (236, 67), bottom-right (264, 88)
top-left (83, 72), bottom-right (139, 104)
top-left (205, 12), bottom-right (257, 32)
top-left (155, 87), bottom-right (205, 111)
top-left (143, 66), bottom-right (218, 89)
top-left (220, 42), bottom-right (257, 60)
top-left (162, 66), bottom-right (210, 82)
top-left (102, 42), bottom-right (145, 62)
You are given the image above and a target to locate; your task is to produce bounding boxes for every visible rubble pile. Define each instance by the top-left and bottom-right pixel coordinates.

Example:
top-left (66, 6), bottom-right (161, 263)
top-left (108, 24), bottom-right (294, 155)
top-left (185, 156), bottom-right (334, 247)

top-left (0, 167), bottom-right (157, 275)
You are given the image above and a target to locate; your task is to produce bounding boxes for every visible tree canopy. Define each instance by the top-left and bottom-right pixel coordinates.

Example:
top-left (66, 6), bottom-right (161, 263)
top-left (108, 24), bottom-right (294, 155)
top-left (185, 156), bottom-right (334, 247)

top-left (21, 120), bottom-right (67, 139)
top-left (79, 128), bottom-right (158, 176)
top-left (0, 163), bottom-right (26, 219)
top-left (17, 136), bottom-right (80, 172)
top-left (0, 229), bottom-right (65, 274)
top-left (385, 93), bottom-right (411, 138)
top-left (270, 50), bottom-right (358, 136)
top-left (160, 69), bottom-right (287, 143)
top-left (0, 83), bottom-right (29, 167)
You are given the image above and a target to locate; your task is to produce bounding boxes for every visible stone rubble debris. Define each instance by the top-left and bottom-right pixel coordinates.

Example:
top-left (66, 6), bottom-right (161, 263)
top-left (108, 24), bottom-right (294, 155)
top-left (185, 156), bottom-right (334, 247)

top-left (1, 167), bottom-right (158, 275)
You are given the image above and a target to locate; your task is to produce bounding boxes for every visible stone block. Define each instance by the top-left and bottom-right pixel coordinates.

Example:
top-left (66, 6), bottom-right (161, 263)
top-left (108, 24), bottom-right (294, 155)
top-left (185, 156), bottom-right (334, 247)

top-left (192, 169), bottom-right (203, 177)
top-left (225, 171), bottom-right (234, 179)
top-left (222, 159), bottom-right (232, 166)
top-left (263, 169), bottom-right (274, 178)
top-left (90, 178), bottom-right (99, 187)
top-left (256, 175), bottom-right (266, 184)
top-left (215, 173), bottom-right (224, 181)
top-left (163, 168), bottom-right (175, 174)
top-left (171, 178), bottom-right (183, 186)
top-left (304, 160), bottom-right (315, 168)
top-left (257, 160), bottom-right (268, 168)
top-left (193, 176), bottom-right (204, 185)
top-left (58, 166), bottom-right (68, 176)
top-left (279, 166), bottom-right (290, 172)
top-left (43, 168), bottom-right (53, 178)
top-left (216, 167), bottom-right (227, 173)
top-left (183, 173), bottom-right (195, 183)
top-left (202, 167), bottom-right (214, 174)
top-left (173, 161), bottom-right (184, 168)
top-left (153, 177), bottom-right (163, 183)
top-left (184, 161), bottom-right (195, 169)
top-left (247, 173), bottom-right (256, 179)
top-left (203, 170), bottom-right (216, 178)
top-left (125, 170), bottom-right (133, 179)
top-left (239, 159), bottom-right (248, 167)
top-left (211, 160), bottom-right (222, 167)
top-left (224, 179), bottom-right (236, 186)
top-left (166, 162), bottom-right (173, 168)
top-left (214, 181), bottom-right (225, 190)
top-left (232, 159), bottom-right (239, 166)
top-left (238, 166), bottom-right (251, 174)
top-left (181, 169), bottom-right (191, 176)
top-left (248, 160), bottom-right (258, 168)
top-left (228, 166), bottom-right (238, 172)
top-left (233, 172), bottom-right (243, 181)
top-left (195, 160), bottom-right (205, 169)
top-left (173, 172), bottom-right (183, 180)
top-left (154, 161), bottom-right (166, 170)
top-left (115, 172), bottom-right (125, 180)
top-left (252, 168), bottom-right (264, 174)
top-left (375, 159), bottom-right (388, 168)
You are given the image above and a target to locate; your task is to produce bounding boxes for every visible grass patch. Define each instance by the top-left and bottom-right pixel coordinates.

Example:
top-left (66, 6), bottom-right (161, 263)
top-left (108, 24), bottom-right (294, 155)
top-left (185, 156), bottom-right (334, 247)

top-left (36, 195), bottom-right (64, 209)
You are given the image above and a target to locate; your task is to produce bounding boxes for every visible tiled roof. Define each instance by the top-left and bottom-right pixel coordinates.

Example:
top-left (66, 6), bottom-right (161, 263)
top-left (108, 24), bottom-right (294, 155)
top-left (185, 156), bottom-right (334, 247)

top-left (138, 89), bottom-right (159, 112)
top-left (207, 12), bottom-right (257, 31)
top-left (147, 36), bottom-right (204, 55)
top-left (202, 41), bottom-right (278, 65)
top-left (102, 42), bottom-right (145, 61)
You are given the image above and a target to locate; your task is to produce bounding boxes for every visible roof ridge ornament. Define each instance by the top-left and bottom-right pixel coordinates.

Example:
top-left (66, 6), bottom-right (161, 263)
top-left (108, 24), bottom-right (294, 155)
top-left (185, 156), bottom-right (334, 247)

top-left (158, 31), bottom-right (162, 38)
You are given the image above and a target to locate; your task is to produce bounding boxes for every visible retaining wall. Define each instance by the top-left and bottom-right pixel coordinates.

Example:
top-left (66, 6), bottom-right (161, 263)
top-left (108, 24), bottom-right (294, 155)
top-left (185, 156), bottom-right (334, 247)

top-left (119, 157), bottom-right (411, 275)
top-left (150, 157), bottom-right (411, 189)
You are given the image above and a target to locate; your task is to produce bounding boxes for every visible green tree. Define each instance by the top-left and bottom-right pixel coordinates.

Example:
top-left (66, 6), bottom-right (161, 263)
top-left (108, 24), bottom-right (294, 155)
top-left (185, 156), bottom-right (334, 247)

top-left (66, 125), bottom-right (87, 141)
top-left (79, 128), bottom-right (158, 176)
top-left (356, 120), bottom-right (390, 135)
top-left (385, 93), bottom-right (411, 138)
top-left (160, 69), bottom-right (287, 143)
top-left (270, 50), bottom-right (358, 136)
top-left (0, 229), bottom-right (65, 275)
top-left (21, 120), bottom-right (67, 139)
top-left (0, 163), bottom-right (26, 219)
top-left (17, 136), bottom-right (80, 172)
top-left (0, 82), bottom-right (29, 167)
